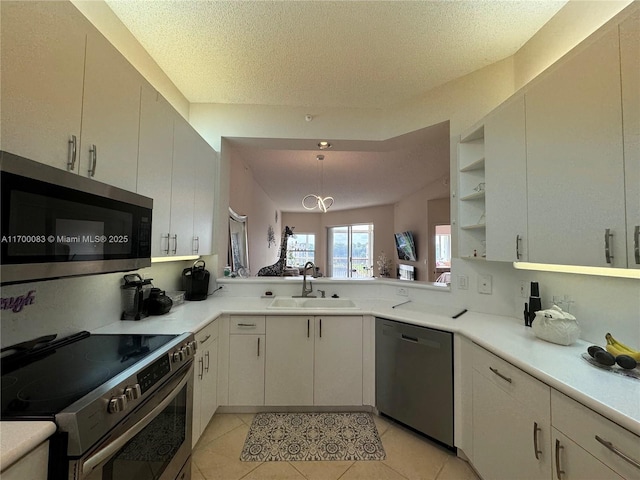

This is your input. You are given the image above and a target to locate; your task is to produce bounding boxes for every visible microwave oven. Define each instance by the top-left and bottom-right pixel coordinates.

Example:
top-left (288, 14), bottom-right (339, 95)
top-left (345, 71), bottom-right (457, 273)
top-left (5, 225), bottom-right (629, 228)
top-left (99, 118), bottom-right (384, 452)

top-left (1, 151), bottom-right (152, 284)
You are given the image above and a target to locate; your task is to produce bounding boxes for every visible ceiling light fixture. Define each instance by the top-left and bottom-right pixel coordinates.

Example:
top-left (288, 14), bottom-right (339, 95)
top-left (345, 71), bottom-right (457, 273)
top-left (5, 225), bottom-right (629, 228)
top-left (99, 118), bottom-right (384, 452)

top-left (302, 154), bottom-right (334, 213)
top-left (317, 141), bottom-right (332, 150)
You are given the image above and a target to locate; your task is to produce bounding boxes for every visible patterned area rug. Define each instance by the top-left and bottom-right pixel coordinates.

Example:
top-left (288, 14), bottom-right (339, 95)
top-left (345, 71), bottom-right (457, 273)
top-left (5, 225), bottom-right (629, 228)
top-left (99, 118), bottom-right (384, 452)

top-left (240, 412), bottom-right (386, 462)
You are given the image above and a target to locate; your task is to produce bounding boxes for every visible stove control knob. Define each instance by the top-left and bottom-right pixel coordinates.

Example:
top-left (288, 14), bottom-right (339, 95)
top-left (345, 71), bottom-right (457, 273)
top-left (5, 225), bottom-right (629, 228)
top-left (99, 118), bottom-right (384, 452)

top-left (189, 341), bottom-right (198, 353)
top-left (185, 343), bottom-right (193, 356)
top-left (172, 351), bottom-right (181, 363)
top-left (108, 394), bottom-right (127, 413)
top-left (125, 384), bottom-right (142, 401)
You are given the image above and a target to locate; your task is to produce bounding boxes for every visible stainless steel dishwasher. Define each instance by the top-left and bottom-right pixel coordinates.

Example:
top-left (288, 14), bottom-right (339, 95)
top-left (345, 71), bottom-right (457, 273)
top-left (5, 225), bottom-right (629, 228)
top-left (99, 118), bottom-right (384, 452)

top-left (375, 318), bottom-right (454, 449)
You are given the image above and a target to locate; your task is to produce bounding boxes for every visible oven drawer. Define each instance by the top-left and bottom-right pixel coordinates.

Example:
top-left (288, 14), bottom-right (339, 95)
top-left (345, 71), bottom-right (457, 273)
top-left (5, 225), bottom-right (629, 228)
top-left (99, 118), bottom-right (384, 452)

top-left (230, 316), bottom-right (265, 334)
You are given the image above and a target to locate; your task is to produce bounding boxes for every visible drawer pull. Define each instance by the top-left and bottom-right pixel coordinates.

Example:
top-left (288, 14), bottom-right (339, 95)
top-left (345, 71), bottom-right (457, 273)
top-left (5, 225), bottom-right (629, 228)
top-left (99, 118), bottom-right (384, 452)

top-left (237, 323), bottom-right (257, 327)
top-left (533, 422), bottom-right (542, 460)
top-left (555, 439), bottom-right (565, 479)
top-left (595, 435), bottom-right (640, 470)
top-left (489, 366), bottom-right (512, 383)
top-left (200, 334), bottom-right (211, 345)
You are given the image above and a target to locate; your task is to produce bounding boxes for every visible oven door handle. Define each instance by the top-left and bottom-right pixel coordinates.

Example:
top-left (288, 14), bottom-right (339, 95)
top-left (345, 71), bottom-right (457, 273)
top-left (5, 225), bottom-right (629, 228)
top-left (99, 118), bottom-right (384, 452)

top-left (82, 363), bottom-right (192, 475)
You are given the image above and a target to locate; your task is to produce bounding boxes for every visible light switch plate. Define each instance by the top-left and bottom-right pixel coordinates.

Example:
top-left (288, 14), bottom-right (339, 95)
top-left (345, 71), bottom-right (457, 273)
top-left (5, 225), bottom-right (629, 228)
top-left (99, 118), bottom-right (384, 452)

top-left (478, 274), bottom-right (493, 294)
top-left (458, 275), bottom-right (468, 290)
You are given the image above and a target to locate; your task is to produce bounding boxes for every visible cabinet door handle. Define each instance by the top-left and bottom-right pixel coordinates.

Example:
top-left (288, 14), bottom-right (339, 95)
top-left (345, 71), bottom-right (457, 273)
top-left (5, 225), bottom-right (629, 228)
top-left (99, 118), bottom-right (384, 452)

top-left (307, 318), bottom-right (310, 338)
top-left (604, 228), bottom-right (614, 264)
top-left (88, 144), bottom-right (97, 177)
top-left (257, 337), bottom-right (260, 357)
top-left (193, 236), bottom-right (200, 254)
top-left (533, 422), bottom-right (542, 460)
top-left (172, 234), bottom-right (178, 254)
top-left (516, 234), bottom-right (522, 260)
top-left (555, 439), bottom-right (565, 479)
top-left (634, 226), bottom-right (639, 265)
top-left (67, 135), bottom-right (77, 171)
top-left (489, 366), bottom-right (512, 383)
top-left (198, 357), bottom-right (204, 380)
top-left (162, 234), bottom-right (171, 254)
top-left (595, 435), bottom-right (640, 470)
top-left (319, 318), bottom-right (322, 338)
top-left (204, 351), bottom-right (210, 373)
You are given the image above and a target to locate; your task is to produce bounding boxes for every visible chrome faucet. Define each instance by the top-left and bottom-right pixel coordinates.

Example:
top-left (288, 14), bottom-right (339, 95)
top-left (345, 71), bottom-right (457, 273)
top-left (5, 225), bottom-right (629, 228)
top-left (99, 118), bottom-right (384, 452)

top-left (301, 261), bottom-right (316, 297)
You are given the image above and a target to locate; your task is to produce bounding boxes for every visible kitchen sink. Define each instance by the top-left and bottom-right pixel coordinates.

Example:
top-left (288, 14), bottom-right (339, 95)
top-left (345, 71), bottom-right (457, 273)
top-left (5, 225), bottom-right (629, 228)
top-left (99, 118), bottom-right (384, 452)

top-left (267, 297), bottom-right (358, 309)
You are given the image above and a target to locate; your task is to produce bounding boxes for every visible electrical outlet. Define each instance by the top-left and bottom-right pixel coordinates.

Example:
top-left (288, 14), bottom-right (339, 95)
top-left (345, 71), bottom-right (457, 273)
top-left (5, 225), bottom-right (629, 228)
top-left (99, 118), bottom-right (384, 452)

top-left (396, 287), bottom-right (408, 297)
top-left (458, 275), bottom-right (468, 290)
top-left (519, 281), bottom-right (527, 298)
top-left (478, 274), bottom-right (493, 294)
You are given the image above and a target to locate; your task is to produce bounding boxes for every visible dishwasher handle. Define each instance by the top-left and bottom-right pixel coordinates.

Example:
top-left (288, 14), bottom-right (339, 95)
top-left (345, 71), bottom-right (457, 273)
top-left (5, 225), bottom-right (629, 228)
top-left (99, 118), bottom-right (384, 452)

top-left (385, 328), bottom-right (440, 349)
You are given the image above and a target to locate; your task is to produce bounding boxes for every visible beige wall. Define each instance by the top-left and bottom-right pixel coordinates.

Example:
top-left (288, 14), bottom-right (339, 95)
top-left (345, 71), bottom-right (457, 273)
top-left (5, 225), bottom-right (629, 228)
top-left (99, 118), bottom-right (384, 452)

top-left (228, 149), bottom-right (281, 274)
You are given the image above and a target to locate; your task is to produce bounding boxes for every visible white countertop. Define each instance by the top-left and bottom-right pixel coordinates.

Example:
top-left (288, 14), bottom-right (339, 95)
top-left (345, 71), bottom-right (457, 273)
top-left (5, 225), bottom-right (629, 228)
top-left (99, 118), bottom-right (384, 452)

top-left (0, 421), bottom-right (56, 472)
top-left (3, 295), bottom-right (639, 467)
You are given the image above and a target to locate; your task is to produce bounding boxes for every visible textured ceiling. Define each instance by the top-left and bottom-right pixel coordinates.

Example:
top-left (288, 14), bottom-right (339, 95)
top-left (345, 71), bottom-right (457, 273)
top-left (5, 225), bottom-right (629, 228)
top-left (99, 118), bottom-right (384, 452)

top-left (104, 0), bottom-right (567, 212)
top-left (105, 0), bottom-right (567, 109)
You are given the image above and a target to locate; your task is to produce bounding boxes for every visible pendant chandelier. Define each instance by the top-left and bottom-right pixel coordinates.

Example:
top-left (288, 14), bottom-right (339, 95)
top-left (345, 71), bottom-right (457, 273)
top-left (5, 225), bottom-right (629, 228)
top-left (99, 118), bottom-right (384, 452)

top-left (302, 154), bottom-right (334, 212)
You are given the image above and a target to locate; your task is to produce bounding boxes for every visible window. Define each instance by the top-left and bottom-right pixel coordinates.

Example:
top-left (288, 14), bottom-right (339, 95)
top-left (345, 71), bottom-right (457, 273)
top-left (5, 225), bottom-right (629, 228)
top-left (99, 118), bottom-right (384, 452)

top-left (328, 224), bottom-right (374, 278)
top-left (435, 225), bottom-right (451, 268)
top-left (286, 233), bottom-right (315, 267)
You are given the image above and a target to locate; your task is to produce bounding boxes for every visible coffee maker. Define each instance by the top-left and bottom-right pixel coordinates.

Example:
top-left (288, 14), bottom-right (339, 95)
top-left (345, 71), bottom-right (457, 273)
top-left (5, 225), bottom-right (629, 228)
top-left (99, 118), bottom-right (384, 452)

top-left (121, 274), bottom-right (153, 320)
top-left (182, 260), bottom-right (210, 301)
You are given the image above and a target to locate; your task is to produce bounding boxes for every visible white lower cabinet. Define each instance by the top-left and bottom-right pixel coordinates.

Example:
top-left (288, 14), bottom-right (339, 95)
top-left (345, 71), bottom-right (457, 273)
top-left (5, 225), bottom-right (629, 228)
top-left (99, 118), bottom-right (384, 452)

top-left (551, 390), bottom-right (639, 480)
top-left (551, 429), bottom-right (623, 480)
top-left (264, 315), bottom-right (363, 406)
top-left (314, 316), bottom-right (363, 406)
top-left (228, 316), bottom-right (266, 406)
top-left (469, 345), bottom-right (640, 480)
top-left (265, 316), bottom-right (314, 406)
top-left (192, 320), bottom-right (219, 447)
top-left (227, 315), bottom-right (363, 407)
top-left (471, 344), bottom-right (551, 480)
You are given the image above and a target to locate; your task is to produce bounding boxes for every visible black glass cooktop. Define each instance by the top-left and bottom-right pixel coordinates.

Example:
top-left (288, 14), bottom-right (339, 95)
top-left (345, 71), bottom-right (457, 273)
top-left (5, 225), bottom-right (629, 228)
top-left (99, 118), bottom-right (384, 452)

top-left (1, 333), bottom-right (176, 419)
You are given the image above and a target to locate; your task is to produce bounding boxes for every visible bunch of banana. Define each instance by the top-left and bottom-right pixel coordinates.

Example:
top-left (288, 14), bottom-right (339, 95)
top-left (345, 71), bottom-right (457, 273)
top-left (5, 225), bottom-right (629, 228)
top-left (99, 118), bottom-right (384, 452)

top-left (605, 333), bottom-right (640, 360)
top-left (605, 333), bottom-right (640, 370)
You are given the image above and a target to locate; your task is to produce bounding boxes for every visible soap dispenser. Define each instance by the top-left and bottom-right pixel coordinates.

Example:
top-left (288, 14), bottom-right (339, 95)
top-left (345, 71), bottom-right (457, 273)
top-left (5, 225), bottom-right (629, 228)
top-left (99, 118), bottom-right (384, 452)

top-left (528, 282), bottom-right (542, 326)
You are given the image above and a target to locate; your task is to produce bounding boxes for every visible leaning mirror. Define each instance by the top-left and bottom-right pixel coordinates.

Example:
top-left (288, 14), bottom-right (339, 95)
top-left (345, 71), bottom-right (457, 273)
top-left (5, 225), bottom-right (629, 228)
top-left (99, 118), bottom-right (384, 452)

top-left (229, 208), bottom-right (249, 274)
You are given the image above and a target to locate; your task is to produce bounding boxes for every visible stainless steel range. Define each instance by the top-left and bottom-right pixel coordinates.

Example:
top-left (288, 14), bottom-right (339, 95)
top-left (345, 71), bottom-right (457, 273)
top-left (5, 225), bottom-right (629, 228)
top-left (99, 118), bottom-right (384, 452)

top-left (1, 331), bottom-right (196, 480)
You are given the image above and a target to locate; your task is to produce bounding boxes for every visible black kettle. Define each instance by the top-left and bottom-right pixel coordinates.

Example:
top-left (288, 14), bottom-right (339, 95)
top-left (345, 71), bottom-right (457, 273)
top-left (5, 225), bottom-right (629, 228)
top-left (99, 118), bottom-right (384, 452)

top-left (148, 288), bottom-right (173, 315)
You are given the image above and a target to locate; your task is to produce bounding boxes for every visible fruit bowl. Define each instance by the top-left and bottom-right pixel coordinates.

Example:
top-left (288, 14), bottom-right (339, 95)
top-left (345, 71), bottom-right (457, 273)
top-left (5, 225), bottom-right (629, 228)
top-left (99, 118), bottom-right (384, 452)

top-left (581, 353), bottom-right (640, 381)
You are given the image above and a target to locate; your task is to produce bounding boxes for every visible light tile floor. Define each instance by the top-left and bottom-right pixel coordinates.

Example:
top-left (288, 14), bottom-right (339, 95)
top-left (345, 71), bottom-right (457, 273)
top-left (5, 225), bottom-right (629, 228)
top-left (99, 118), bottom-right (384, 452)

top-left (192, 413), bottom-right (480, 480)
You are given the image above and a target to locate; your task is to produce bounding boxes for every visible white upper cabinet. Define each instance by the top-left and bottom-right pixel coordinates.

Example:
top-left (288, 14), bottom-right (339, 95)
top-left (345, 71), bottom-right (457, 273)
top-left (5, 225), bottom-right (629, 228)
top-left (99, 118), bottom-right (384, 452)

top-left (137, 85), bottom-right (175, 257)
top-left (1, 1), bottom-right (142, 192)
top-left (485, 94), bottom-right (528, 262)
top-left (170, 117), bottom-right (198, 257)
top-left (1, 1), bottom-right (85, 168)
top-left (620, 11), bottom-right (640, 269)
top-left (79, 30), bottom-right (143, 192)
top-left (192, 136), bottom-right (216, 256)
top-left (525, 28), bottom-right (626, 267)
